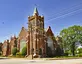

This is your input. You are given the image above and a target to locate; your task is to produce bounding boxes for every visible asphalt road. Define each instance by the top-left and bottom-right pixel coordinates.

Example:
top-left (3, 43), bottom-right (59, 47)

top-left (0, 58), bottom-right (82, 64)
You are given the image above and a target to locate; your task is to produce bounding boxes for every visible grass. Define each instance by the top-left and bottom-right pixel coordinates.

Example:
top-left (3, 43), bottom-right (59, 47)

top-left (45, 56), bottom-right (82, 60)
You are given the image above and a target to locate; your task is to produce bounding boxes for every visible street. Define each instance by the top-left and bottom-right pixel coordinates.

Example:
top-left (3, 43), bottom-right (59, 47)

top-left (0, 58), bottom-right (82, 64)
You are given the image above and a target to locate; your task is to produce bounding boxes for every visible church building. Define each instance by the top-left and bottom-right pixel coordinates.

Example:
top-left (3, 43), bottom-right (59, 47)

top-left (2, 7), bottom-right (58, 58)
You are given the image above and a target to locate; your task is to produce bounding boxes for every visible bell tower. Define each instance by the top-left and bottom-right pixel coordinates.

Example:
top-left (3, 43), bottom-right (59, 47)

top-left (28, 7), bottom-right (45, 57)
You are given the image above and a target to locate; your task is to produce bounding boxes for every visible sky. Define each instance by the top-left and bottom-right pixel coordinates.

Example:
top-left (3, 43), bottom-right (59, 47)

top-left (0, 0), bottom-right (82, 42)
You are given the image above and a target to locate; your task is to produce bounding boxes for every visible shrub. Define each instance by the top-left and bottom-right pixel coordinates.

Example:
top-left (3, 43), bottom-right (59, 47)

top-left (39, 48), bottom-right (42, 55)
top-left (0, 52), bottom-right (2, 56)
top-left (46, 47), bottom-right (52, 57)
top-left (21, 46), bottom-right (27, 56)
top-left (12, 47), bottom-right (17, 55)
top-left (16, 52), bottom-right (21, 57)
top-left (77, 48), bottom-right (82, 54)
top-left (55, 47), bottom-right (62, 56)
top-left (78, 53), bottom-right (82, 57)
top-left (64, 53), bottom-right (68, 56)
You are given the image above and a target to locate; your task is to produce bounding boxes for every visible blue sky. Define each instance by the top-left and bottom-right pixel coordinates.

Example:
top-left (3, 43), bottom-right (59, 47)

top-left (0, 0), bottom-right (82, 42)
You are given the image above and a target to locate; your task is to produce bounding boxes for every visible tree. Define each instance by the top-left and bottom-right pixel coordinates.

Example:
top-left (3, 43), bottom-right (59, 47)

top-left (12, 47), bottom-right (17, 55)
top-left (60, 25), bottom-right (82, 56)
top-left (55, 46), bottom-right (62, 56)
top-left (21, 46), bottom-right (27, 56)
top-left (56, 36), bottom-right (63, 49)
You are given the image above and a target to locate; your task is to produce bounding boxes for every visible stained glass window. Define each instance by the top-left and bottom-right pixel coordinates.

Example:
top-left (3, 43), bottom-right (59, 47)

top-left (4, 45), bottom-right (7, 49)
top-left (20, 39), bottom-right (26, 52)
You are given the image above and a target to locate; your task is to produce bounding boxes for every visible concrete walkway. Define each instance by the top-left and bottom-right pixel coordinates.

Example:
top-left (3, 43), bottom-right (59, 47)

top-left (0, 58), bottom-right (82, 64)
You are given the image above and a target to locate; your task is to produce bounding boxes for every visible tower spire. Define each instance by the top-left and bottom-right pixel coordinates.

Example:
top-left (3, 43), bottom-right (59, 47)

top-left (33, 7), bottom-right (39, 16)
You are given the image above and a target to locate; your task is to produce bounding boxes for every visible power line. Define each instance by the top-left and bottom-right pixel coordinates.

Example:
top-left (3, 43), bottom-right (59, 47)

top-left (48, 2), bottom-right (82, 18)
top-left (45, 2), bottom-right (82, 22)
top-left (47, 8), bottom-right (82, 22)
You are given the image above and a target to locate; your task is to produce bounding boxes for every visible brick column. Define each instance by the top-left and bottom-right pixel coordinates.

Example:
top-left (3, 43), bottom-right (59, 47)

top-left (30, 32), bottom-right (32, 55)
top-left (37, 38), bottom-right (39, 54)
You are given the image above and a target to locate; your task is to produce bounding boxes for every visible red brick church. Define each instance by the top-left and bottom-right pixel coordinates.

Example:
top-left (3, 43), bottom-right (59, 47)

top-left (1, 7), bottom-right (59, 58)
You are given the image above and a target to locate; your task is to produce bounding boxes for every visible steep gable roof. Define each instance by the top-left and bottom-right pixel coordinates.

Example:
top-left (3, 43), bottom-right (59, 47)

top-left (46, 26), bottom-right (54, 36)
top-left (18, 27), bottom-right (28, 40)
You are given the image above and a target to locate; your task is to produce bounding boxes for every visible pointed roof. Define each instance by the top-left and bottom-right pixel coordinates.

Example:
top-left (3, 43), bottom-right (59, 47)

top-left (46, 26), bottom-right (54, 36)
top-left (45, 26), bottom-right (51, 32)
top-left (33, 7), bottom-right (39, 16)
top-left (18, 27), bottom-right (28, 40)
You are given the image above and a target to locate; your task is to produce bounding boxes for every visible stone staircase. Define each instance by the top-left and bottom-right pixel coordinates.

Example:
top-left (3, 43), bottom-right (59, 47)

top-left (26, 55), bottom-right (33, 59)
top-left (26, 55), bottom-right (39, 59)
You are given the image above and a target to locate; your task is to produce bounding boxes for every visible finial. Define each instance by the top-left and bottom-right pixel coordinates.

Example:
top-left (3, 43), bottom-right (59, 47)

top-left (48, 26), bottom-right (51, 29)
top-left (22, 26), bottom-right (24, 30)
top-left (33, 5), bottom-right (39, 16)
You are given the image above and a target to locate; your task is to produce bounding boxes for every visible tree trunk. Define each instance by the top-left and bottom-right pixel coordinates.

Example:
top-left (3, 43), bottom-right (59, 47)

top-left (71, 42), bottom-right (75, 56)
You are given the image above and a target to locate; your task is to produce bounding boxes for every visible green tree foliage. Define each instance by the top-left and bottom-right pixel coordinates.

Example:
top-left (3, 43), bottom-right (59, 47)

top-left (75, 48), bottom-right (82, 57)
top-left (21, 46), bottom-right (27, 56)
top-left (60, 25), bottom-right (82, 56)
top-left (56, 36), bottom-right (63, 49)
top-left (12, 47), bottom-right (17, 55)
top-left (76, 48), bottom-right (82, 54)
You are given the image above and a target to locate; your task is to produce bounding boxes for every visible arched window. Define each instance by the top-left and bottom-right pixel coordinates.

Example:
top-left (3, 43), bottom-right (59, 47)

top-left (20, 39), bottom-right (26, 52)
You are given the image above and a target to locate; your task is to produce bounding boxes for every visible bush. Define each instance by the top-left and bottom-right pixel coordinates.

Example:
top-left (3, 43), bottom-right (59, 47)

top-left (55, 47), bottom-right (62, 56)
top-left (0, 52), bottom-right (2, 56)
top-left (46, 47), bottom-right (52, 57)
top-left (16, 52), bottom-right (21, 57)
top-left (21, 46), bottom-right (27, 56)
top-left (64, 53), bottom-right (68, 56)
top-left (77, 48), bottom-right (82, 54)
top-left (39, 48), bottom-right (42, 55)
top-left (75, 48), bottom-right (82, 57)
top-left (12, 47), bottom-right (17, 55)
top-left (78, 53), bottom-right (82, 57)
